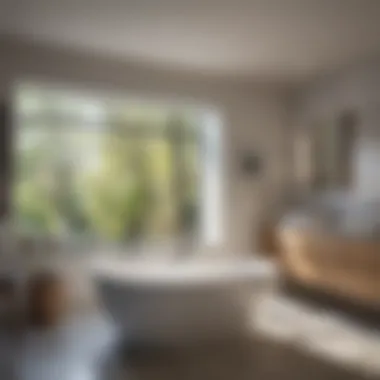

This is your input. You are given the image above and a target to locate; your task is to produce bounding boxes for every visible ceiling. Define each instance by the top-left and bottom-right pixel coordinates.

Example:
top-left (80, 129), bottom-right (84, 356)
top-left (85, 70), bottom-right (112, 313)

top-left (1, 0), bottom-right (380, 83)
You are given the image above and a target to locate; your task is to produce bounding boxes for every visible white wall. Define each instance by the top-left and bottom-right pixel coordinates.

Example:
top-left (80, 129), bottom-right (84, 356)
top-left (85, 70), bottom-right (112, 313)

top-left (294, 57), bottom-right (380, 198)
top-left (0, 37), bottom-right (291, 254)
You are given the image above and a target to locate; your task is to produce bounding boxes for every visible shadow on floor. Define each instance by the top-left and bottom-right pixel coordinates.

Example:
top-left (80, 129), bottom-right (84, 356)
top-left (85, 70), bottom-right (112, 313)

top-left (124, 335), bottom-right (377, 380)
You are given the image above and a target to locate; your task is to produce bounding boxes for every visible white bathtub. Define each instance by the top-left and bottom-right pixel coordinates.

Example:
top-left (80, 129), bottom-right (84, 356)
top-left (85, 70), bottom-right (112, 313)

top-left (94, 258), bottom-right (275, 344)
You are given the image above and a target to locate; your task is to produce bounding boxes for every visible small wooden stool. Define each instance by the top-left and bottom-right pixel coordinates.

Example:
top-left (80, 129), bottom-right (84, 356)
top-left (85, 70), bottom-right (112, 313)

top-left (26, 272), bottom-right (69, 328)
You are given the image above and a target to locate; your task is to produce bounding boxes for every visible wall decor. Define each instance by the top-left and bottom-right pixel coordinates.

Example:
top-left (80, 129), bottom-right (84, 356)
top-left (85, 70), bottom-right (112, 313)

top-left (240, 151), bottom-right (262, 178)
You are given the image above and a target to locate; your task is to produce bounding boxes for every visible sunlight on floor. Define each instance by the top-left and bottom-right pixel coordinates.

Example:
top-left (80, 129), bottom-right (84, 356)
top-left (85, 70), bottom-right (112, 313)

top-left (251, 293), bottom-right (380, 376)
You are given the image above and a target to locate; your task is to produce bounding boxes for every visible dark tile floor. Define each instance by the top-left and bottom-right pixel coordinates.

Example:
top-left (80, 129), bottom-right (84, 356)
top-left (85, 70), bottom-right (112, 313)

top-left (124, 336), bottom-right (377, 380)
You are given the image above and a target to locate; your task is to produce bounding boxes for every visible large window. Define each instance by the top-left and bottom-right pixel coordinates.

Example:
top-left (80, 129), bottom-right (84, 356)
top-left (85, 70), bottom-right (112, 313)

top-left (13, 85), bottom-right (222, 252)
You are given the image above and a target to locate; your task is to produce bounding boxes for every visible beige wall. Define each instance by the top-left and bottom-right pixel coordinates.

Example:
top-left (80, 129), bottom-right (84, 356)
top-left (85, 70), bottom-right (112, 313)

top-left (293, 57), bottom-right (380, 199)
top-left (0, 37), bottom-right (291, 254)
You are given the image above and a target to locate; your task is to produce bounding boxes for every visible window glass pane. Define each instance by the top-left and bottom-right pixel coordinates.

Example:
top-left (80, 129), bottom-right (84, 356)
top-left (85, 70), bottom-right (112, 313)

top-left (13, 87), bottom-right (217, 251)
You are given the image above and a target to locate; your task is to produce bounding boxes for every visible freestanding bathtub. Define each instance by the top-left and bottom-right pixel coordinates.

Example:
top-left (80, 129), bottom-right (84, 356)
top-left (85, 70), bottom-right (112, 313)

top-left (93, 258), bottom-right (274, 344)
